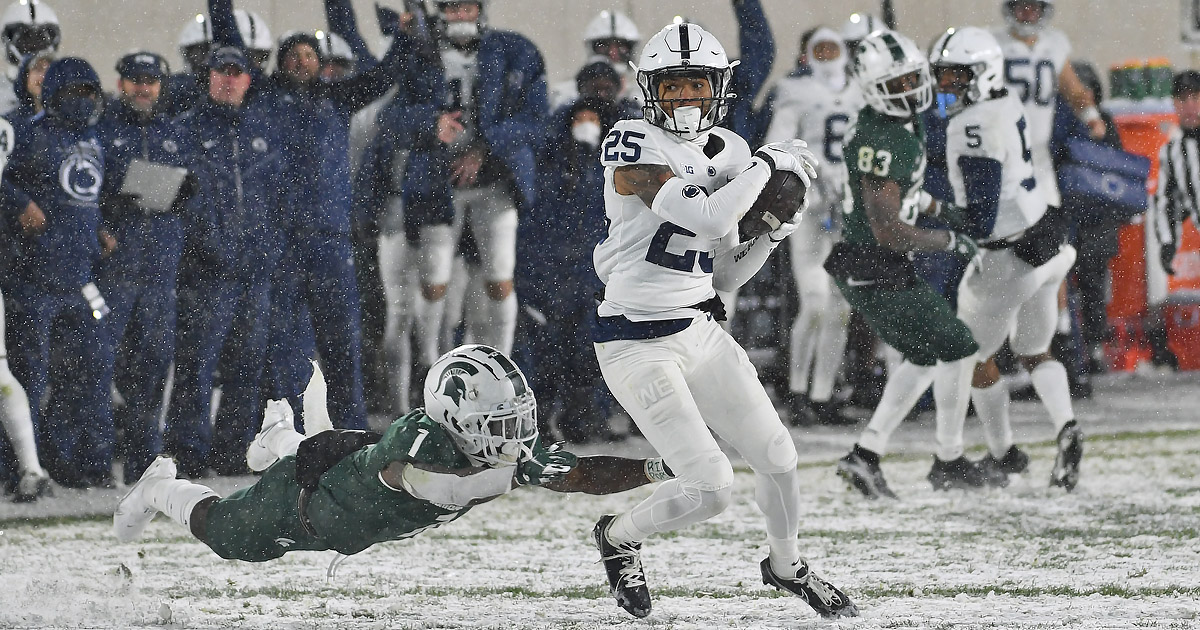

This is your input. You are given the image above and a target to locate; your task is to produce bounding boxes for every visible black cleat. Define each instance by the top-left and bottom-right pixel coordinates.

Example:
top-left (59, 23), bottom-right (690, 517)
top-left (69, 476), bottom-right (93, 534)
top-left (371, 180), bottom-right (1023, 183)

top-left (927, 456), bottom-right (987, 491)
top-left (1050, 421), bottom-right (1083, 492)
top-left (593, 515), bottom-right (651, 618)
top-left (809, 400), bottom-right (859, 426)
top-left (760, 558), bottom-right (859, 618)
top-left (837, 447), bottom-right (896, 499)
top-left (977, 445), bottom-right (1030, 488)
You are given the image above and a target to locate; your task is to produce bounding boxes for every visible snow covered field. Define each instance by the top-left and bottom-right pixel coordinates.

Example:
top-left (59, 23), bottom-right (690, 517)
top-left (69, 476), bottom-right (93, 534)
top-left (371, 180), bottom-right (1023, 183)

top-left (2, 372), bottom-right (1198, 629)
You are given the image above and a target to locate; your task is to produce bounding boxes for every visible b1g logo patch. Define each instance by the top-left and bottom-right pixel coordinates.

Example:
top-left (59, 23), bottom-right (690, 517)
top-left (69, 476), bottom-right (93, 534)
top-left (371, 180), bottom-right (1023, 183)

top-left (60, 141), bottom-right (103, 202)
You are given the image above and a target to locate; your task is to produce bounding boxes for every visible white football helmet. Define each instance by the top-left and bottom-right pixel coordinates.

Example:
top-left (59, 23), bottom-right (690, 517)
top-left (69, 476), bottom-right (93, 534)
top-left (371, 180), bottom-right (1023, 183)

top-left (423, 344), bottom-right (538, 467)
top-left (929, 27), bottom-right (1005, 116)
top-left (1003, 0), bottom-right (1054, 38)
top-left (178, 14), bottom-right (212, 73)
top-left (852, 29), bottom-right (933, 118)
top-left (839, 13), bottom-right (882, 50)
top-left (315, 30), bottom-right (353, 64)
top-left (236, 9), bottom-right (272, 68)
top-left (635, 22), bottom-right (738, 141)
top-left (1, 0), bottom-right (60, 71)
top-left (583, 10), bottom-right (639, 64)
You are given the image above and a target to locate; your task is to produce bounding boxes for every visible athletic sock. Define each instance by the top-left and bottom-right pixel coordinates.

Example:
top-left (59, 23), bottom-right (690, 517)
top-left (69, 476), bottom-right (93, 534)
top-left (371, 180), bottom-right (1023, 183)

top-left (1030, 360), bottom-right (1075, 432)
top-left (415, 294), bottom-right (446, 365)
top-left (972, 381), bottom-right (1013, 458)
top-left (144, 478), bottom-right (218, 530)
top-left (858, 361), bottom-right (935, 455)
top-left (0, 360), bottom-right (43, 476)
top-left (933, 357), bottom-right (973, 462)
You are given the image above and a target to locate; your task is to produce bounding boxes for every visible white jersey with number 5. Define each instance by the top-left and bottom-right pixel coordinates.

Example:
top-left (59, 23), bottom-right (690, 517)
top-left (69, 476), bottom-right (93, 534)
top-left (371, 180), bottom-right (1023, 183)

top-left (991, 26), bottom-right (1071, 205)
top-left (594, 118), bottom-right (751, 321)
top-left (946, 94), bottom-right (1047, 242)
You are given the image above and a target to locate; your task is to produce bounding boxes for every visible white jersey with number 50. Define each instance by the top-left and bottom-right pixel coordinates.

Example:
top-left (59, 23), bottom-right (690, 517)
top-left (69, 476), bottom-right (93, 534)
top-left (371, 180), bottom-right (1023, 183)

top-left (594, 118), bottom-right (751, 321)
top-left (991, 26), bottom-right (1071, 204)
top-left (946, 94), bottom-right (1047, 242)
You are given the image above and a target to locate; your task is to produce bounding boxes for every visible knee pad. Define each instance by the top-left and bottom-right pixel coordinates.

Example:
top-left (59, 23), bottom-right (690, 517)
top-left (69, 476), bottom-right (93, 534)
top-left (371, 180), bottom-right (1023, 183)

top-left (671, 448), bottom-right (735, 492)
top-left (677, 480), bottom-right (734, 520)
top-left (741, 424), bottom-right (799, 474)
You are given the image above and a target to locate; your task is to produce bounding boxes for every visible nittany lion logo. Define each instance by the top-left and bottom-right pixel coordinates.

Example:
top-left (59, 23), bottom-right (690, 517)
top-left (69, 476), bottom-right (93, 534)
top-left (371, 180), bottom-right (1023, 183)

top-left (60, 144), bottom-right (103, 202)
top-left (251, 137), bottom-right (268, 152)
top-left (162, 139), bottom-right (178, 154)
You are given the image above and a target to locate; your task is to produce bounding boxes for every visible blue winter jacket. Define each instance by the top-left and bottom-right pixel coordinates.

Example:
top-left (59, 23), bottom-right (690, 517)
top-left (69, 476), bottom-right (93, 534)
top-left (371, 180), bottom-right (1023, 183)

top-left (381, 27), bottom-right (548, 227)
top-left (174, 98), bottom-right (284, 285)
top-left (725, 0), bottom-right (774, 145)
top-left (95, 99), bottom-right (194, 287)
top-left (210, 0), bottom-right (406, 236)
top-left (2, 113), bottom-right (105, 293)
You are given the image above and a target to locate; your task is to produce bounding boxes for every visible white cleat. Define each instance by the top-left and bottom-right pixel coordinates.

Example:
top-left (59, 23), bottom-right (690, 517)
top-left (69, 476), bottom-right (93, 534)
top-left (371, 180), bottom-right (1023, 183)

top-left (113, 456), bottom-right (177, 543)
top-left (246, 399), bottom-right (294, 472)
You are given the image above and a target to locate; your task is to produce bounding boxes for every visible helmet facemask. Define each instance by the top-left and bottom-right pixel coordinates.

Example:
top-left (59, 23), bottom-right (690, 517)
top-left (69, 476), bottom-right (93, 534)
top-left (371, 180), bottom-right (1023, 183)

top-left (932, 63), bottom-right (980, 116)
top-left (639, 66), bottom-right (735, 141)
top-left (447, 390), bottom-right (538, 467)
top-left (866, 66), bottom-right (933, 118)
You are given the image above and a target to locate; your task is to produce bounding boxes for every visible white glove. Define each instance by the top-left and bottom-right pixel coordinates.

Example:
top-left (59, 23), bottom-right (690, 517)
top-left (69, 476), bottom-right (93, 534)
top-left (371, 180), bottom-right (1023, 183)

top-left (767, 194), bottom-right (809, 243)
top-left (754, 139), bottom-right (819, 189)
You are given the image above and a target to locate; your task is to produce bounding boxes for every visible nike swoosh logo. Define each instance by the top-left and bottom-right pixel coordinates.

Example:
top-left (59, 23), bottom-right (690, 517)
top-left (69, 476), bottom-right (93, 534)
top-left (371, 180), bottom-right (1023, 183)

top-left (845, 278), bottom-right (876, 287)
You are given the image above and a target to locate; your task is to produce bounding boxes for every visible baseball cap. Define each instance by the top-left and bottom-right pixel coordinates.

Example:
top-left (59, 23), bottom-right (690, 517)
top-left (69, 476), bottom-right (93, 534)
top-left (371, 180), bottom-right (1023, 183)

top-left (207, 46), bottom-right (249, 73)
top-left (116, 51), bottom-right (168, 81)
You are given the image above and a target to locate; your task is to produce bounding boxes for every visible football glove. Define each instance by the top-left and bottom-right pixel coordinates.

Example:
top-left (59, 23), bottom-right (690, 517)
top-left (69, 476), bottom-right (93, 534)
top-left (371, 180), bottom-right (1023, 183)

top-left (767, 195), bottom-right (810, 243)
top-left (514, 442), bottom-right (578, 486)
top-left (946, 231), bottom-right (980, 262)
top-left (754, 139), bottom-right (818, 190)
top-left (1160, 242), bottom-right (1177, 275)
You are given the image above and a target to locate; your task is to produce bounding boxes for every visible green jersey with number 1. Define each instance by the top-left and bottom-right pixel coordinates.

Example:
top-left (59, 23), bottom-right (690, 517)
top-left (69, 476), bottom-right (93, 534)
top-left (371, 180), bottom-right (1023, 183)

top-left (840, 106), bottom-right (927, 249)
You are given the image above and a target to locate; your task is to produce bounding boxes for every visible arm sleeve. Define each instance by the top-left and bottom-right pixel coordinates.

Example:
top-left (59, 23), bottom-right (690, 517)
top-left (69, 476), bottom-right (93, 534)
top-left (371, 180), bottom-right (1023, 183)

top-left (731, 0), bottom-right (774, 102)
top-left (325, 0), bottom-right (377, 70)
top-left (398, 463), bottom-right (514, 507)
top-left (1153, 138), bottom-right (1181, 247)
top-left (478, 37), bottom-right (549, 155)
top-left (712, 232), bottom-right (781, 291)
top-left (208, 0), bottom-right (243, 47)
top-left (650, 161), bottom-right (772, 239)
top-left (957, 155), bottom-right (1003, 240)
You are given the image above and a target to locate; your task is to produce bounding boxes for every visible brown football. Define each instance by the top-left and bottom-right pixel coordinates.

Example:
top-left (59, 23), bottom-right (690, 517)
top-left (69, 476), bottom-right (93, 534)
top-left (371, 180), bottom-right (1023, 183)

top-left (738, 170), bottom-right (807, 241)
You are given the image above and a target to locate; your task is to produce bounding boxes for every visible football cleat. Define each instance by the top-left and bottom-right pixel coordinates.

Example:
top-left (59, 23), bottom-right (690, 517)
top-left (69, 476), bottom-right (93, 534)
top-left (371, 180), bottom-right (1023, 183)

top-left (246, 400), bottom-right (295, 472)
top-left (927, 456), bottom-right (987, 491)
top-left (113, 456), bottom-right (177, 543)
top-left (837, 447), bottom-right (897, 499)
top-left (1050, 421), bottom-right (1083, 492)
top-left (593, 514), bottom-right (651, 618)
top-left (13, 468), bottom-right (51, 503)
top-left (760, 558), bottom-right (859, 619)
top-left (975, 455), bottom-right (1010, 488)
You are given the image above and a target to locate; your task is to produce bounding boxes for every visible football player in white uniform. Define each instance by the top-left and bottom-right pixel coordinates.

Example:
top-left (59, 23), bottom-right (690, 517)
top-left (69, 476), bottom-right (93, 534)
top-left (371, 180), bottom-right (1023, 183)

top-left (0, 0), bottom-right (59, 116)
top-left (764, 27), bottom-right (862, 426)
top-left (991, 0), bottom-right (1105, 206)
top-left (549, 9), bottom-right (640, 111)
top-left (589, 22), bottom-right (857, 621)
top-left (931, 26), bottom-right (1083, 492)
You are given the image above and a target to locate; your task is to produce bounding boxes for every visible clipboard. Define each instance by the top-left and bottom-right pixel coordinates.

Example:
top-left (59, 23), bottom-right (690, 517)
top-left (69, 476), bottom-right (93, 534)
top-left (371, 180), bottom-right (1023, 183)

top-left (119, 159), bottom-right (189, 213)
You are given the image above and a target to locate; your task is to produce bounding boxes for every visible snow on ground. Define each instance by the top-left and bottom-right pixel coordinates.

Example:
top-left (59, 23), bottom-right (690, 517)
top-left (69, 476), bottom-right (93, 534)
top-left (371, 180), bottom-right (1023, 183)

top-left (1, 372), bottom-right (1198, 629)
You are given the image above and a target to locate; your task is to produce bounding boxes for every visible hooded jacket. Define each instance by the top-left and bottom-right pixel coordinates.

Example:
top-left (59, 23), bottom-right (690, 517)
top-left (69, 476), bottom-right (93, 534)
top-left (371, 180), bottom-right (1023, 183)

top-left (1, 57), bottom-right (105, 292)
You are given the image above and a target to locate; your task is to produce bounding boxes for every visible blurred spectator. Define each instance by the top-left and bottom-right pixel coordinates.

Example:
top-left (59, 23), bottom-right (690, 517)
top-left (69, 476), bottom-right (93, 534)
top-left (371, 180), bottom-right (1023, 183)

top-left (517, 91), bottom-right (621, 443)
top-left (0, 0), bottom-right (59, 115)
top-left (1066, 60), bottom-right (1124, 372)
top-left (549, 9), bottom-right (640, 110)
top-left (390, 0), bottom-right (547, 369)
top-left (95, 51), bottom-right (195, 483)
top-left (8, 49), bottom-right (49, 120)
top-left (163, 13), bottom-right (212, 118)
top-left (316, 30), bottom-right (354, 81)
top-left (210, 0), bottom-right (409, 432)
top-left (723, 0), bottom-right (774, 144)
top-left (166, 47), bottom-right (284, 477)
top-left (2, 57), bottom-right (115, 488)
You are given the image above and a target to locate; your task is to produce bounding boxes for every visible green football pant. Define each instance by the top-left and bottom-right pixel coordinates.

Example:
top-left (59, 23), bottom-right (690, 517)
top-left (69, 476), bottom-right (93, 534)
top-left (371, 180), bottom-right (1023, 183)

top-left (833, 278), bottom-right (979, 367)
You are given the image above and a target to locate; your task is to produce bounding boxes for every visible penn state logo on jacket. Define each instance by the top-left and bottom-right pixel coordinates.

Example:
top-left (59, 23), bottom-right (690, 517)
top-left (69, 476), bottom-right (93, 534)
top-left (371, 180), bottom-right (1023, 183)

top-left (60, 139), bottom-right (103, 203)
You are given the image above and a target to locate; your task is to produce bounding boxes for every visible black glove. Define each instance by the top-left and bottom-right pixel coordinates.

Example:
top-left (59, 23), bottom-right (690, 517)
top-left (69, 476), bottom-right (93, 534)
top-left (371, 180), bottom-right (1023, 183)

top-left (1160, 242), bottom-right (1177, 275)
top-left (172, 172), bottom-right (199, 212)
top-left (376, 3), bottom-right (401, 36)
top-left (107, 192), bottom-right (142, 218)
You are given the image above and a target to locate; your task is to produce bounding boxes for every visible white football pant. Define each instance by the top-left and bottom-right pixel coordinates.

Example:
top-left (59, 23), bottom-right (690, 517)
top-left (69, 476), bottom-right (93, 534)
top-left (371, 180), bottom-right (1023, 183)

top-left (788, 215), bottom-right (850, 402)
top-left (0, 289), bottom-right (44, 478)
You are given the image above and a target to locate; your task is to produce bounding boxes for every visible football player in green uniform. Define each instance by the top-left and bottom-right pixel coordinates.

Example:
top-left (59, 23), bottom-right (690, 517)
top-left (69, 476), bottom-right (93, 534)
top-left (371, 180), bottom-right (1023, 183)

top-left (825, 30), bottom-right (987, 498)
top-left (114, 344), bottom-right (675, 563)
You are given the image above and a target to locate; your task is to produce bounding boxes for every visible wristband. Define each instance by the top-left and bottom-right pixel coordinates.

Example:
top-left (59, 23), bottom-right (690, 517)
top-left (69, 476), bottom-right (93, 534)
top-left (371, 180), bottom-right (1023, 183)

top-left (1081, 106), bottom-right (1101, 123)
top-left (644, 457), bottom-right (675, 482)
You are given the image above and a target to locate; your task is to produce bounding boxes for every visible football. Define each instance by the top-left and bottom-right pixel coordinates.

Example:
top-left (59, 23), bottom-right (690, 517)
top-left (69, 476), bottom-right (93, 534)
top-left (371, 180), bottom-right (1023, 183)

top-left (738, 169), bottom-right (808, 241)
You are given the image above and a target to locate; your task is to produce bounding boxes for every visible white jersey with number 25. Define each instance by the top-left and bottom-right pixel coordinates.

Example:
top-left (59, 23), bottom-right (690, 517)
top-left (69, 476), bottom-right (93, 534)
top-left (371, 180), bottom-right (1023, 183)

top-left (594, 118), bottom-right (752, 321)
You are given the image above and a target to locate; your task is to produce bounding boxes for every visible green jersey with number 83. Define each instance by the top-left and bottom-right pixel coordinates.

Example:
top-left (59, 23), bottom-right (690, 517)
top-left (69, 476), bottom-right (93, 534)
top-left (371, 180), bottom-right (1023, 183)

top-left (840, 106), bottom-right (927, 249)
